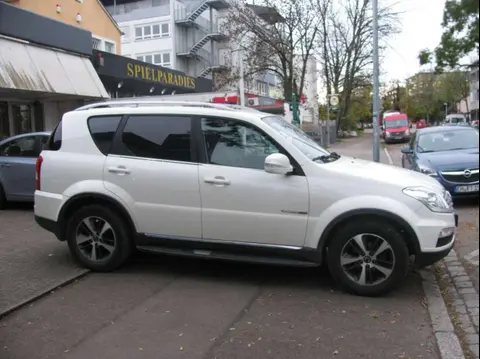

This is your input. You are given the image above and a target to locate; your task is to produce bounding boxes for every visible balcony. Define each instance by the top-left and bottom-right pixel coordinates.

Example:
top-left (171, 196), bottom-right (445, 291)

top-left (175, 0), bottom-right (229, 27)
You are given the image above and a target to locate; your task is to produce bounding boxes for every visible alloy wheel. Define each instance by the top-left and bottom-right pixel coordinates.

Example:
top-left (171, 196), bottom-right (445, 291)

top-left (340, 233), bottom-right (396, 286)
top-left (75, 216), bottom-right (116, 262)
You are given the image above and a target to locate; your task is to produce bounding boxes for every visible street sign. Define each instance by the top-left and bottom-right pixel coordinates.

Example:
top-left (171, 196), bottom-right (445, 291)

top-left (330, 95), bottom-right (339, 107)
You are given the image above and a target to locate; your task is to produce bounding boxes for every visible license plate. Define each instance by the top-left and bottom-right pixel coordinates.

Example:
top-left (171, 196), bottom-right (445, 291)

top-left (454, 184), bottom-right (479, 193)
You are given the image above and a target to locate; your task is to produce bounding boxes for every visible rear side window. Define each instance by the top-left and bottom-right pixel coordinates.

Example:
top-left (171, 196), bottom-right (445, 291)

top-left (46, 121), bottom-right (63, 151)
top-left (87, 116), bottom-right (122, 155)
top-left (113, 115), bottom-right (192, 162)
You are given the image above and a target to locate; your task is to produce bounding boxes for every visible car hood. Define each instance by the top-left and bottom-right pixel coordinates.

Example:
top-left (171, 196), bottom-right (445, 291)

top-left (419, 149), bottom-right (479, 170)
top-left (325, 156), bottom-right (443, 190)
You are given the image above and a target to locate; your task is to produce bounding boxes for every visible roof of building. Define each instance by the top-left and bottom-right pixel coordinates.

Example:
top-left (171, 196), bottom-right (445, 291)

top-left (96, 0), bottom-right (122, 33)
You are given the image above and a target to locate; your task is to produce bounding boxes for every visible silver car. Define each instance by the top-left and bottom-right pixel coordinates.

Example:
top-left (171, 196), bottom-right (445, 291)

top-left (0, 132), bottom-right (50, 209)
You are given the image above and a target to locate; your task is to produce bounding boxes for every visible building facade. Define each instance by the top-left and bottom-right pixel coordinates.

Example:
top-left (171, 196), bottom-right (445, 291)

top-left (5, 0), bottom-right (122, 54)
top-left (0, 2), bottom-right (109, 139)
top-left (102, 0), bottom-right (280, 98)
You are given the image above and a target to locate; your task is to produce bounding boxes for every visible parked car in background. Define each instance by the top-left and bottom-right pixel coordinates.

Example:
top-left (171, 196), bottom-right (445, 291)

top-left (443, 114), bottom-right (468, 126)
top-left (401, 126), bottom-right (479, 198)
top-left (0, 132), bottom-right (50, 209)
top-left (382, 113), bottom-right (411, 144)
top-left (415, 119), bottom-right (427, 130)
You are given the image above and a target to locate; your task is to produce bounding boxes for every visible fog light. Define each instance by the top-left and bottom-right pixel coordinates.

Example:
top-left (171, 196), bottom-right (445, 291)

top-left (439, 227), bottom-right (455, 238)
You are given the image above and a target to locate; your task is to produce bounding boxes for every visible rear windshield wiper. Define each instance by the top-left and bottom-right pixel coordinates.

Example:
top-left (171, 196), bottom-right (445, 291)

top-left (312, 152), bottom-right (341, 162)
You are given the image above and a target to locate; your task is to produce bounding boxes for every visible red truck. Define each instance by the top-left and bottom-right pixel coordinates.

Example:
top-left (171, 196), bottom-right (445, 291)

top-left (381, 112), bottom-right (411, 144)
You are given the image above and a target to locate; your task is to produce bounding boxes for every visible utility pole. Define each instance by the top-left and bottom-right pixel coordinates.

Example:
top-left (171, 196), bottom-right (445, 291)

top-left (292, 93), bottom-right (300, 126)
top-left (371, 0), bottom-right (380, 162)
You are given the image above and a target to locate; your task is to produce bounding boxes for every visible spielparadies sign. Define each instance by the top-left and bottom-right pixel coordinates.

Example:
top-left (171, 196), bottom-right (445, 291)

top-left (126, 63), bottom-right (196, 90)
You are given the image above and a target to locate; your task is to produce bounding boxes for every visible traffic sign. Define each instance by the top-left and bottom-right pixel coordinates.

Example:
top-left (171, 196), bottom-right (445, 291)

top-left (330, 95), bottom-right (339, 107)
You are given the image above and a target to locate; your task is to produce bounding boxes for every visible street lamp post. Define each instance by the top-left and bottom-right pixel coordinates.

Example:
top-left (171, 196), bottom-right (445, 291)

top-left (238, 47), bottom-right (245, 106)
top-left (372, 0), bottom-right (380, 162)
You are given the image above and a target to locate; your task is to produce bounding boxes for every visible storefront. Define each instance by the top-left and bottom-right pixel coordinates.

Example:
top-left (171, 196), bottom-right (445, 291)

top-left (0, 2), bottom-right (109, 138)
top-left (92, 50), bottom-right (214, 98)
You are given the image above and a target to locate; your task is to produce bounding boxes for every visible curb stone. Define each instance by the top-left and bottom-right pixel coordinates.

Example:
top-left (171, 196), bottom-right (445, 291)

top-left (440, 249), bottom-right (480, 359)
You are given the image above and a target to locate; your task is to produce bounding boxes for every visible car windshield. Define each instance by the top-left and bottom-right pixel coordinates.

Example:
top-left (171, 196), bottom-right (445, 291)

top-left (261, 116), bottom-right (335, 162)
top-left (417, 129), bottom-right (479, 152)
top-left (385, 119), bottom-right (408, 128)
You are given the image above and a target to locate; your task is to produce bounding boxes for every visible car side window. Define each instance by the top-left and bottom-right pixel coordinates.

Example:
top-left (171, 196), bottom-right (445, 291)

top-left (0, 136), bottom-right (37, 157)
top-left (87, 116), bottom-right (123, 155)
top-left (201, 117), bottom-right (280, 170)
top-left (114, 115), bottom-right (193, 162)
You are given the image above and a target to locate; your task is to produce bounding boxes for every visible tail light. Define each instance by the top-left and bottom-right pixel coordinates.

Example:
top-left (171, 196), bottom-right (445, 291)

top-left (35, 155), bottom-right (43, 191)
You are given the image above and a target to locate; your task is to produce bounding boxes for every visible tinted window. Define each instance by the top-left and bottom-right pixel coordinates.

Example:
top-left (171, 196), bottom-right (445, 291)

top-left (88, 116), bottom-right (122, 155)
top-left (119, 115), bottom-right (192, 162)
top-left (202, 118), bottom-right (279, 170)
top-left (0, 136), bottom-right (37, 157)
top-left (46, 121), bottom-right (62, 151)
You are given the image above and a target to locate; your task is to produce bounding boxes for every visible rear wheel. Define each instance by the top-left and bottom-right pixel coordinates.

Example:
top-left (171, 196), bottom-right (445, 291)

top-left (327, 220), bottom-right (409, 297)
top-left (0, 183), bottom-right (6, 210)
top-left (66, 205), bottom-right (133, 271)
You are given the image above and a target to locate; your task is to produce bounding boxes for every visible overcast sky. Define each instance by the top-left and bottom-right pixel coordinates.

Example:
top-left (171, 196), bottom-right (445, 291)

top-left (382, 0), bottom-right (446, 82)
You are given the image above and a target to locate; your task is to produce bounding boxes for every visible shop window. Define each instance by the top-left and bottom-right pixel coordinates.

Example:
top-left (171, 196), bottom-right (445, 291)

top-left (0, 102), bottom-right (9, 140)
top-left (12, 104), bottom-right (32, 135)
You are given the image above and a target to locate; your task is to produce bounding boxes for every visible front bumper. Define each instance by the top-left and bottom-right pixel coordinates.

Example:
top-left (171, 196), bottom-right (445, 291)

top-left (437, 179), bottom-right (479, 197)
top-left (414, 214), bottom-right (458, 269)
top-left (384, 134), bottom-right (410, 143)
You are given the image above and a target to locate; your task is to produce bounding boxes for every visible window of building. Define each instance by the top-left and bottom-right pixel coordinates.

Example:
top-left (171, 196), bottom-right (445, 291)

top-left (201, 118), bottom-right (279, 170)
top-left (135, 23), bottom-right (170, 40)
top-left (136, 52), bottom-right (172, 68)
top-left (105, 41), bottom-right (115, 54)
top-left (92, 37), bottom-right (102, 50)
top-left (115, 115), bottom-right (192, 162)
top-left (256, 82), bottom-right (267, 96)
top-left (0, 102), bottom-right (9, 140)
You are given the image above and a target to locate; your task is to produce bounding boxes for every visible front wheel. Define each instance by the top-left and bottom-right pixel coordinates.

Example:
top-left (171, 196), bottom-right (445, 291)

top-left (327, 220), bottom-right (409, 297)
top-left (66, 205), bottom-right (133, 272)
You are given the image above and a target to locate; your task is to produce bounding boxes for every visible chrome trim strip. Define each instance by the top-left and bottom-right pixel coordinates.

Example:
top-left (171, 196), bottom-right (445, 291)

top-left (107, 154), bottom-right (199, 166)
top-left (440, 169), bottom-right (479, 176)
top-left (144, 233), bottom-right (303, 251)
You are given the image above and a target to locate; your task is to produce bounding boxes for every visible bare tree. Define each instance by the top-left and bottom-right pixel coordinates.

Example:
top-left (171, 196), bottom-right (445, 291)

top-left (316, 0), bottom-right (400, 129)
top-left (219, 0), bottom-right (320, 100)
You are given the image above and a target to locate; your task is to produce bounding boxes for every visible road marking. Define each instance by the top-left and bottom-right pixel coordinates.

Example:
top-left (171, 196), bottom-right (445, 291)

top-left (384, 147), bottom-right (394, 165)
top-left (463, 249), bottom-right (479, 266)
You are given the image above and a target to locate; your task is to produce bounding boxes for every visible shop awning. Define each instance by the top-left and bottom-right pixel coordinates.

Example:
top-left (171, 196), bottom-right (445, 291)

top-left (0, 37), bottom-right (109, 99)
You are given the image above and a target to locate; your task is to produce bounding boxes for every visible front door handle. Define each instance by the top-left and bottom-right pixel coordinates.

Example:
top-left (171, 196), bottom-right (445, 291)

top-left (0, 163), bottom-right (10, 168)
top-left (107, 166), bottom-right (131, 175)
top-left (204, 176), bottom-right (230, 186)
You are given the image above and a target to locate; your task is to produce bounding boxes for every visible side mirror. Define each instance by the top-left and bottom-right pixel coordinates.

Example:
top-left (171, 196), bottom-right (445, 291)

top-left (264, 153), bottom-right (293, 175)
top-left (401, 145), bottom-right (412, 154)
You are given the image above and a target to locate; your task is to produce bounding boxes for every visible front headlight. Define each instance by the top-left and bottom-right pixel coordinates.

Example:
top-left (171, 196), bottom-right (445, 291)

top-left (403, 186), bottom-right (453, 213)
top-left (417, 164), bottom-right (437, 176)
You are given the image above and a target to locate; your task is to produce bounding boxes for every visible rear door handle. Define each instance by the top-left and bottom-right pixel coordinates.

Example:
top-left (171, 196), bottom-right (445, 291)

top-left (204, 176), bottom-right (230, 186)
top-left (107, 166), bottom-right (131, 175)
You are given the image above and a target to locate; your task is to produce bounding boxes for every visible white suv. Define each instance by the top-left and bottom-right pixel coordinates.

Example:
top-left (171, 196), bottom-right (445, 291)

top-left (34, 100), bottom-right (458, 297)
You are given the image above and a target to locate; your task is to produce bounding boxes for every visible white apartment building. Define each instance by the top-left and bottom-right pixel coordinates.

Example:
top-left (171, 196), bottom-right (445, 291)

top-left (101, 0), bottom-right (280, 97)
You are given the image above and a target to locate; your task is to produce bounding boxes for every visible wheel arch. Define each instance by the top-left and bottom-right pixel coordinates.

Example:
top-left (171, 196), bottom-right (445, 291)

top-left (317, 209), bottom-right (420, 263)
top-left (57, 193), bottom-right (137, 241)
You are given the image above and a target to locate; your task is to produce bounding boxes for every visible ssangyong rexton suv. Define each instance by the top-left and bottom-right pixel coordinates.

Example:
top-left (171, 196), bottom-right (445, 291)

top-left (34, 100), bottom-right (457, 297)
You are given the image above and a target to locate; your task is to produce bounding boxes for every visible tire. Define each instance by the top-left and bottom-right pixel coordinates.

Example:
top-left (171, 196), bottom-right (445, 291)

top-left (327, 220), bottom-right (409, 297)
top-left (0, 183), bottom-right (6, 210)
top-left (66, 204), bottom-right (133, 272)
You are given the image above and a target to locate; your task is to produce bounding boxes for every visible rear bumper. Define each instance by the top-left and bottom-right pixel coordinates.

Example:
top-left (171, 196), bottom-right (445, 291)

top-left (35, 215), bottom-right (62, 241)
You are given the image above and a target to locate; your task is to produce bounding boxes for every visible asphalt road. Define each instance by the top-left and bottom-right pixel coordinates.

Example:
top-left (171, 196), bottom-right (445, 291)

top-left (386, 140), bottom-right (479, 292)
top-left (0, 133), bottom-right (441, 359)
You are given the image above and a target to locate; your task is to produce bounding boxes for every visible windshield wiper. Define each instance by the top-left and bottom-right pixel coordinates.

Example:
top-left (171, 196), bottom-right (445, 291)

top-left (312, 152), bottom-right (341, 163)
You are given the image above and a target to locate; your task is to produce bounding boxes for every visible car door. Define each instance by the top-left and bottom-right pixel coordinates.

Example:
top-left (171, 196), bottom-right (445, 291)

top-left (198, 116), bottom-right (310, 247)
top-left (0, 135), bottom-right (39, 200)
top-left (104, 114), bottom-right (202, 239)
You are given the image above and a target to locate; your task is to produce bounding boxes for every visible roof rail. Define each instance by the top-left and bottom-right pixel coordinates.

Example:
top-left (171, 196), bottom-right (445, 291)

top-left (74, 100), bottom-right (238, 112)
